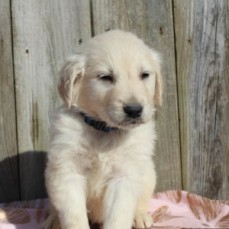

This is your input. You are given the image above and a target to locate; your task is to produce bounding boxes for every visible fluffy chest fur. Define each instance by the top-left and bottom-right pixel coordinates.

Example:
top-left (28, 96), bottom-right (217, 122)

top-left (48, 107), bottom-right (156, 199)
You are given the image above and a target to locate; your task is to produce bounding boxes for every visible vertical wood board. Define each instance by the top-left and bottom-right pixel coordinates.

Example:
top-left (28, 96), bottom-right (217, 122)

top-left (92, 0), bottom-right (182, 191)
top-left (11, 0), bottom-right (92, 199)
top-left (0, 0), bottom-right (19, 202)
top-left (174, 0), bottom-right (229, 199)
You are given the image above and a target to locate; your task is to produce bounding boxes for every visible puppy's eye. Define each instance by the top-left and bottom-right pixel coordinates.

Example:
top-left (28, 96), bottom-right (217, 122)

top-left (99, 74), bottom-right (114, 83)
top-left (141, 72), bottom-right (150, 80)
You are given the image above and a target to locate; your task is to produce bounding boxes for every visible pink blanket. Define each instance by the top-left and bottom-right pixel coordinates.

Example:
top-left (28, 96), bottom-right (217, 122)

top-left (0, 191), bottom-right (229, 228)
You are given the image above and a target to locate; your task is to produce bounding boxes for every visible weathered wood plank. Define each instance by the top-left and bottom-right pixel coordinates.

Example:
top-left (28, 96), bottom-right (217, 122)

top-left (0, 0), bottom-right (19, 201)
top-left (174, 0), bottom-right (229, 199)
top-left (11, 0), bottom-right (91, 200)
top-left (92, 0), bottom-right (182, 191)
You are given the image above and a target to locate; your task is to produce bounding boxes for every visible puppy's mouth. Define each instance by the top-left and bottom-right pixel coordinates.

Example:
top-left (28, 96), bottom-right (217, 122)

top-left (104, 115), bottom-right (144, 130)
top-left (120, 117), bottom-right (143, 126)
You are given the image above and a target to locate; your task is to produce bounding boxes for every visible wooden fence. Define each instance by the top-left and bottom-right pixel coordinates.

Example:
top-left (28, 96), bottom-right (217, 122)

top-left (0, 0), bottom-right (228, 202)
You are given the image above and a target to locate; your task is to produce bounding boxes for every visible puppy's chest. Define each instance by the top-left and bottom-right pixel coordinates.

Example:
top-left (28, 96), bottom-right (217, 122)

top-left (86, 152), bottom-right (121, 197)
top-left (85, 134), bottom-right (125, 174)
top-left (88, 150), bottom-right (121, 179)
top-left (80, 131), bottom-right (150, 197)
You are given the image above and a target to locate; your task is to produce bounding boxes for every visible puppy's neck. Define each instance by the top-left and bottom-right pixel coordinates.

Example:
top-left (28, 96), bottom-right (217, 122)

top-left (80, 112), bottom-right (118, 133)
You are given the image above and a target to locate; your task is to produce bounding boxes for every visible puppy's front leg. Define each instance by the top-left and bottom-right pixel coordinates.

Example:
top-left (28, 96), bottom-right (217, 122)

top-left (103, 178), bottom-right (139, 229)
top-left (46, 171), bottom-right (90, 229)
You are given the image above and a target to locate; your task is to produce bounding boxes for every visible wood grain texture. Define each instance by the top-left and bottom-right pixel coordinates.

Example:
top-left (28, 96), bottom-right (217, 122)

top-left (92, 0), bottom-right (182, 191)
top-left (0, 0), bottom-right (228, 202)
top-left (174, 0), bottom-right (229, 199)
top-left (11, 0), bottom-right (91, 200)
top-left (0, 0), bottom-right (19, 201)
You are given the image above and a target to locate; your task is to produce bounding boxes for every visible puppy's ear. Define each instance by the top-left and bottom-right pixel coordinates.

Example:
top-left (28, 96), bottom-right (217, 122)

top-left (151, 51), bottom-right (163, 106)
top-left (58, 55), bottom-right (85, 108)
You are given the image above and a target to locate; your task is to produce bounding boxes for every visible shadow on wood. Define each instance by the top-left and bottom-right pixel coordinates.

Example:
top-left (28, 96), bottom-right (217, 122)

top-left (0, 151), bottom-right (47, 202)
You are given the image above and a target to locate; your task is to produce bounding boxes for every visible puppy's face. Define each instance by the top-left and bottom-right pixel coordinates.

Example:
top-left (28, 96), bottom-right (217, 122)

top-left (59, 30), bottom-right (162, 129)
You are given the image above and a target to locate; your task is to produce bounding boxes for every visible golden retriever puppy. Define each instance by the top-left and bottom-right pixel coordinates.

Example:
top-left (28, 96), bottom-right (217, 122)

top-left (45, 30), bottom-right (162, 229)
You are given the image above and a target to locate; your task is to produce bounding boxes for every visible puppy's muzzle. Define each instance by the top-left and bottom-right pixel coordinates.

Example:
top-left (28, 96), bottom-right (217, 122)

top-left (123, 104), bottom-right (143, 119)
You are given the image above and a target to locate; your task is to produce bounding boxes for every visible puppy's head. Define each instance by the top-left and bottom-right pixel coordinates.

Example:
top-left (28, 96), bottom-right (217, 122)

top-left (58, 30), bottom-right (162, 129)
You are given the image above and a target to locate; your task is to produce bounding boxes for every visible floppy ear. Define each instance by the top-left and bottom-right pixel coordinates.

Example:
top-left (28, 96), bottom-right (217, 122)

top-left (151, 50), bottom-right (163, 106)
top-left (58, 55), bottom-right (85, 108)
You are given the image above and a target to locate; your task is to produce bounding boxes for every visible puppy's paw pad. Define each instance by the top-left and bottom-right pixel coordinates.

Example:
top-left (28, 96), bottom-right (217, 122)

top-left (133, 213), bottom-right (153, 229)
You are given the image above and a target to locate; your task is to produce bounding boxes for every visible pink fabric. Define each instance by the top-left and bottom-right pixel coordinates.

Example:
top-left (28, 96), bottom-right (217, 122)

top-left (0, 199), bottom-right (48, 229)
top-left (149, 191), bottom-right (229, 228)
top-left (0, 191), bottom-right (229, 228)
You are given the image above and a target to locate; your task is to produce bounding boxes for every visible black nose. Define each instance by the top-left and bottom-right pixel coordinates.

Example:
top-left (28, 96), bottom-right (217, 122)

top-left (123, 104), bottom-right (143, 118)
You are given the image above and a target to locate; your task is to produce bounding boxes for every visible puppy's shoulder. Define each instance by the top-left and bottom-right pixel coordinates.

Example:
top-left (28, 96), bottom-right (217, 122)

top-left (49, 105), bottom-right (84, 140)
top-left (52, 105), bottom-right (81, 126)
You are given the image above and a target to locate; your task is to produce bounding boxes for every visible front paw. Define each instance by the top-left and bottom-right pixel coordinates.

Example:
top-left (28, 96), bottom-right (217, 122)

top-left (133, 212), bottom-right (153, 229)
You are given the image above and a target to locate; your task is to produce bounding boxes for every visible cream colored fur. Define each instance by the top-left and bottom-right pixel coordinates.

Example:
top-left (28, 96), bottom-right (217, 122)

top-left (45, 30), bottom-right (162, 229)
